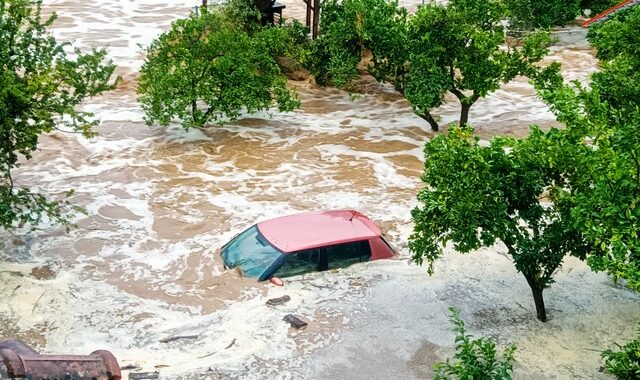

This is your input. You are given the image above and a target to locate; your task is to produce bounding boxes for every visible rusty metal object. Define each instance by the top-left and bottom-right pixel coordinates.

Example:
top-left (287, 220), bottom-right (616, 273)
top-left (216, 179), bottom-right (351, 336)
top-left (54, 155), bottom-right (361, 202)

top-left (0, 339), bottom-right (121, 380)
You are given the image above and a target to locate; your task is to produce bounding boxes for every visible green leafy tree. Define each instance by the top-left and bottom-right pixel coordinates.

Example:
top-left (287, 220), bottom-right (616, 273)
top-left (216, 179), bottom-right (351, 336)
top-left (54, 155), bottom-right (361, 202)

top-left (137, 6), bottom-right (300, 130)
top-left (580, 0), bottom-right (619, 16)
top-left (410, 127), bottom-right (596, 321)
top-left (587, 5), bottom-right (640, 112)
top-left (308, 0), bottom-right (554, 131)
top-left (0, 0), bottom-right (117, 230)
top-left (543, 88), bottom-right (640, 290)
top-left (307, 0), bottom-right (407, 89)
top-left (434, 307), bottom-right (516, 379)
top-left (534, 5), bottom-right (640, 290)
top-left (401, 1), bottom-right (555, 131)
top-left (505, 0), bottom-right (580, 30)
top-left (602, 322), bottom-right (640, 379)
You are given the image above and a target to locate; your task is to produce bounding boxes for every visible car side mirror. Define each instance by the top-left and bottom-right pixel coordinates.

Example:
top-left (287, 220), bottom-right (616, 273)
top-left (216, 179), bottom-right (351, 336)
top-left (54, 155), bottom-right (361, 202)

top-left (270, 277), bottom-right (284, 286)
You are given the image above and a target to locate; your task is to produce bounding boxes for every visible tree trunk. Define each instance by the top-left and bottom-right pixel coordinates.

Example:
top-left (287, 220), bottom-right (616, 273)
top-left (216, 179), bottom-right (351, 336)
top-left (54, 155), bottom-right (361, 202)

top-left (191, 101), bottom-right (198, 124)
top-left (524, 274), bottom-right (547, 322)
top-left (418, 111), bottom-right (439, 132)
top-left (202, 0), bottom-right (207, 6)
top-left (459, 102), bottom-right (471, 127)
top-left (531, 286), bottom-right (546, 322)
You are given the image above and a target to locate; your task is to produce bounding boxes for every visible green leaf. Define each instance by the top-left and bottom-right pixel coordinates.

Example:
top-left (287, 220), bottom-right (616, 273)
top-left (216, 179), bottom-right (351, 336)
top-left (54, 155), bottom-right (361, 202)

top-left (0, 0), bottom-right (118, 231)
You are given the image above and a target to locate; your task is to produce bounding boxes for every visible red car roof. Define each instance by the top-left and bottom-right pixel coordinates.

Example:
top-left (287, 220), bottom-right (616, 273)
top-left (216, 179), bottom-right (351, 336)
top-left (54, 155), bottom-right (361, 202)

top-left (257, 210), bottom-right (382, 253)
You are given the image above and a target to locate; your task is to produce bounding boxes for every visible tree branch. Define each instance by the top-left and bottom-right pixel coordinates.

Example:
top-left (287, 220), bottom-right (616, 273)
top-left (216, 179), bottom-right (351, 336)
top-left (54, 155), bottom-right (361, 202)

top-left (417, 110), bottom-right (440, 131)
top-left (631, 150), bottom-right (640, 194)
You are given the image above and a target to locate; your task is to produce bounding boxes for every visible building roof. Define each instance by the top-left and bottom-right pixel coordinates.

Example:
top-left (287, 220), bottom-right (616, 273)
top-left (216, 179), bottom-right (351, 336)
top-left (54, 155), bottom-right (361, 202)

top-left (582, 0), bottom-right (640, 27)
top-left (257, 210), bottom-right (382, 253)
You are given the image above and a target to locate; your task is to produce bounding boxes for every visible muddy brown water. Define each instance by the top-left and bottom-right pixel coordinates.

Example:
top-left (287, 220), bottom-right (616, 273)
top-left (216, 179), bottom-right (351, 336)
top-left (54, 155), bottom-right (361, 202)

top-left (0, 0), bottom-right (615, 377)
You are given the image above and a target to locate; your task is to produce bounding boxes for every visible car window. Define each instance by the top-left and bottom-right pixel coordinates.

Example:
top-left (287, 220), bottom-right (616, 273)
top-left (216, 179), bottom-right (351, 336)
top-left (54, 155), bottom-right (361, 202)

top-left (276, 249), bottom-right (320, 278)
top-left (326, 240), bottom-right (371, 269)
top-left (221, 226), bottom-right (283, 278)
top-left (275, 240), bottom-right (371, 278)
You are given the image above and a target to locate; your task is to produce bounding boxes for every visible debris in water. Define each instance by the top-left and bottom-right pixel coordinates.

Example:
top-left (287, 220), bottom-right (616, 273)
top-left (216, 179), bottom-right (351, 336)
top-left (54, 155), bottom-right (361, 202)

top-left (159, 335), bottom-right (198, 343)
top-left (266, 295), bottom-right (291, 306)
top-left (31, 291), bottom-right (46, 314)
top-left (283, 314), bottom-right (308, 329)
top-left (129, 372), bottom-right (159, 380)
top-left (30, 264), bottom-right (57, 280)
top-left (225, 338), bottom-right (237, 349)
top-left (121, 364), bottom-right (142, 371)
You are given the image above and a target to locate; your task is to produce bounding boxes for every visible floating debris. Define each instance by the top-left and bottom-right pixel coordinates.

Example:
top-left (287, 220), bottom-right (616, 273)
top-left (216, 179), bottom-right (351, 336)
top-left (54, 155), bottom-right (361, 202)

top-left (159, 335), bottom-right (198, 344)
top-left (129, 371), bottom-right (159, 380)
top-left (283, 314), bottom-right (308, 329)
top-left (266, 295), bottom-right (291, 306)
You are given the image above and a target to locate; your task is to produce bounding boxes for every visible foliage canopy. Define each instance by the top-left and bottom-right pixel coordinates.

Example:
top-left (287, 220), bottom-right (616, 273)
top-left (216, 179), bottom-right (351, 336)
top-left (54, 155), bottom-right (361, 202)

top-left (505, 0), bottom-right (580, 30)
top-left (587, 5), bottom-right (640, 112)
top-left (0, 0), bottom-right (117, 230)
top-left (505, 0), bottom-right (623, 29)
top-left (308, 0), bottom-right (554, 131)
top-left (411, 3), bottom-right (640, 322)
top-left (534, 5), bottom-right (640, 290)
top-left (138, 5), bottom-right (300, 130)
top-left (409, 126), bottom-right (597, 321)
top-left (580, 0), bottom-right (619, 16)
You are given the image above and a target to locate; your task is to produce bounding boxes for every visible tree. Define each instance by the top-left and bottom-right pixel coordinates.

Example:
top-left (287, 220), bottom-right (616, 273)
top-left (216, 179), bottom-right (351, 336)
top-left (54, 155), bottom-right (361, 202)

top-left (602, 322), bottom-right (640, 379)
top-left (540, 86), bottom-right (640, 290)
top-left (587, 5), bottom-right (640, 112)
top-left (307, 0), bottom-right (407, 89)
top-left (533, 5), bottom-right (640, 290)
top-left (580, 0), bottom-right (619, 16)
top-left (505, 0), bottom-right (580, 30)
top-left (434, 307), bottom-right (516, 379)
top-left (409, 127), bottom-right (597, 321)
top-left (308, 0), bottom-right (554, 131)
top-left (137, 5), bottom-right (300, 130)
top-left (0, 0), bottom-right (117, 230)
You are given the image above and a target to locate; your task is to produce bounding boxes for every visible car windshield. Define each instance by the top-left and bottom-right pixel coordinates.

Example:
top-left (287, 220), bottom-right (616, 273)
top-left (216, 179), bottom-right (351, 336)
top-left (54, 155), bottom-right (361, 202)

top-left (221, 226), bottom-right (282, 278)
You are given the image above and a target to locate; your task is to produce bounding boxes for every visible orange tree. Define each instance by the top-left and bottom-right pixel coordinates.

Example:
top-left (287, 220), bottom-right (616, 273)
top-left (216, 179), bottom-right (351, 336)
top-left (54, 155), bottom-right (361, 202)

top-left (536, 6), bottom-right (640, 290)
top-left (307, 0), bottom-right (554, 131)
top-left (137, 5), bottom-right (300, 130)
top-left (0, 0), bottom-right (117, 230)
top-left (411, 6), bottom-right (640, 322)
top-left (409, 126), bottom-right (597, 322)
top-left (505, 0), bottom-right (581, 30)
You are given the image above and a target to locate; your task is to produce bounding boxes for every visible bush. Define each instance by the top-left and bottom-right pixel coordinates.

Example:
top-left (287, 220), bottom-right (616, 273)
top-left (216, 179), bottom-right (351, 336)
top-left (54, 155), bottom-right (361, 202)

top-left (434, 308), bottom-right (516, 379)
top-left (506, 0), bottom-right (581, 30)
top-left (602, 323), bottom-right (640, 379)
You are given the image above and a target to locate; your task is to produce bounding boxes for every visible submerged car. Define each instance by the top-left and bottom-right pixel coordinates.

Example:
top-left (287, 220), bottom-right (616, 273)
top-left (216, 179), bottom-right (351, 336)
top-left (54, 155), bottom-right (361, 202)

top-left (220, 210), bottom-right (397, 281)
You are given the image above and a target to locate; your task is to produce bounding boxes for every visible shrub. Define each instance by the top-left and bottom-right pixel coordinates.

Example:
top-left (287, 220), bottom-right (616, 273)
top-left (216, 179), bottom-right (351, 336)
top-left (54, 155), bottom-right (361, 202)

top-left (602, 323), bottom-right (640, 379)
top-left (434, 308), bottom-right (516, 379)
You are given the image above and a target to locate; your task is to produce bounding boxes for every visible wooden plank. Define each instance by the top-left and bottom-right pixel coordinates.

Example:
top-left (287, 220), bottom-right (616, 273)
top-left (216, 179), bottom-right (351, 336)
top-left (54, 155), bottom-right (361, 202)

top-left (266, 295), bottom-right (291, 306)
top-left (283, 314), bottom-right (308, 329)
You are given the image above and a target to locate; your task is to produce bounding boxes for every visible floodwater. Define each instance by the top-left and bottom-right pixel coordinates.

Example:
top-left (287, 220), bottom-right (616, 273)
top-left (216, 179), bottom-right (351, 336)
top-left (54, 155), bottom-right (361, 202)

top-left (1, 1), bottom-right (638, 379)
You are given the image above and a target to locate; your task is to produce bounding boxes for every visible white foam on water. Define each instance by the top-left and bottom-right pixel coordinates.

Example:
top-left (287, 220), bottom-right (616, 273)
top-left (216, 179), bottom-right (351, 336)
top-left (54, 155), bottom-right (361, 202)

top-left (2, 1), bottom-right (637, 378)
